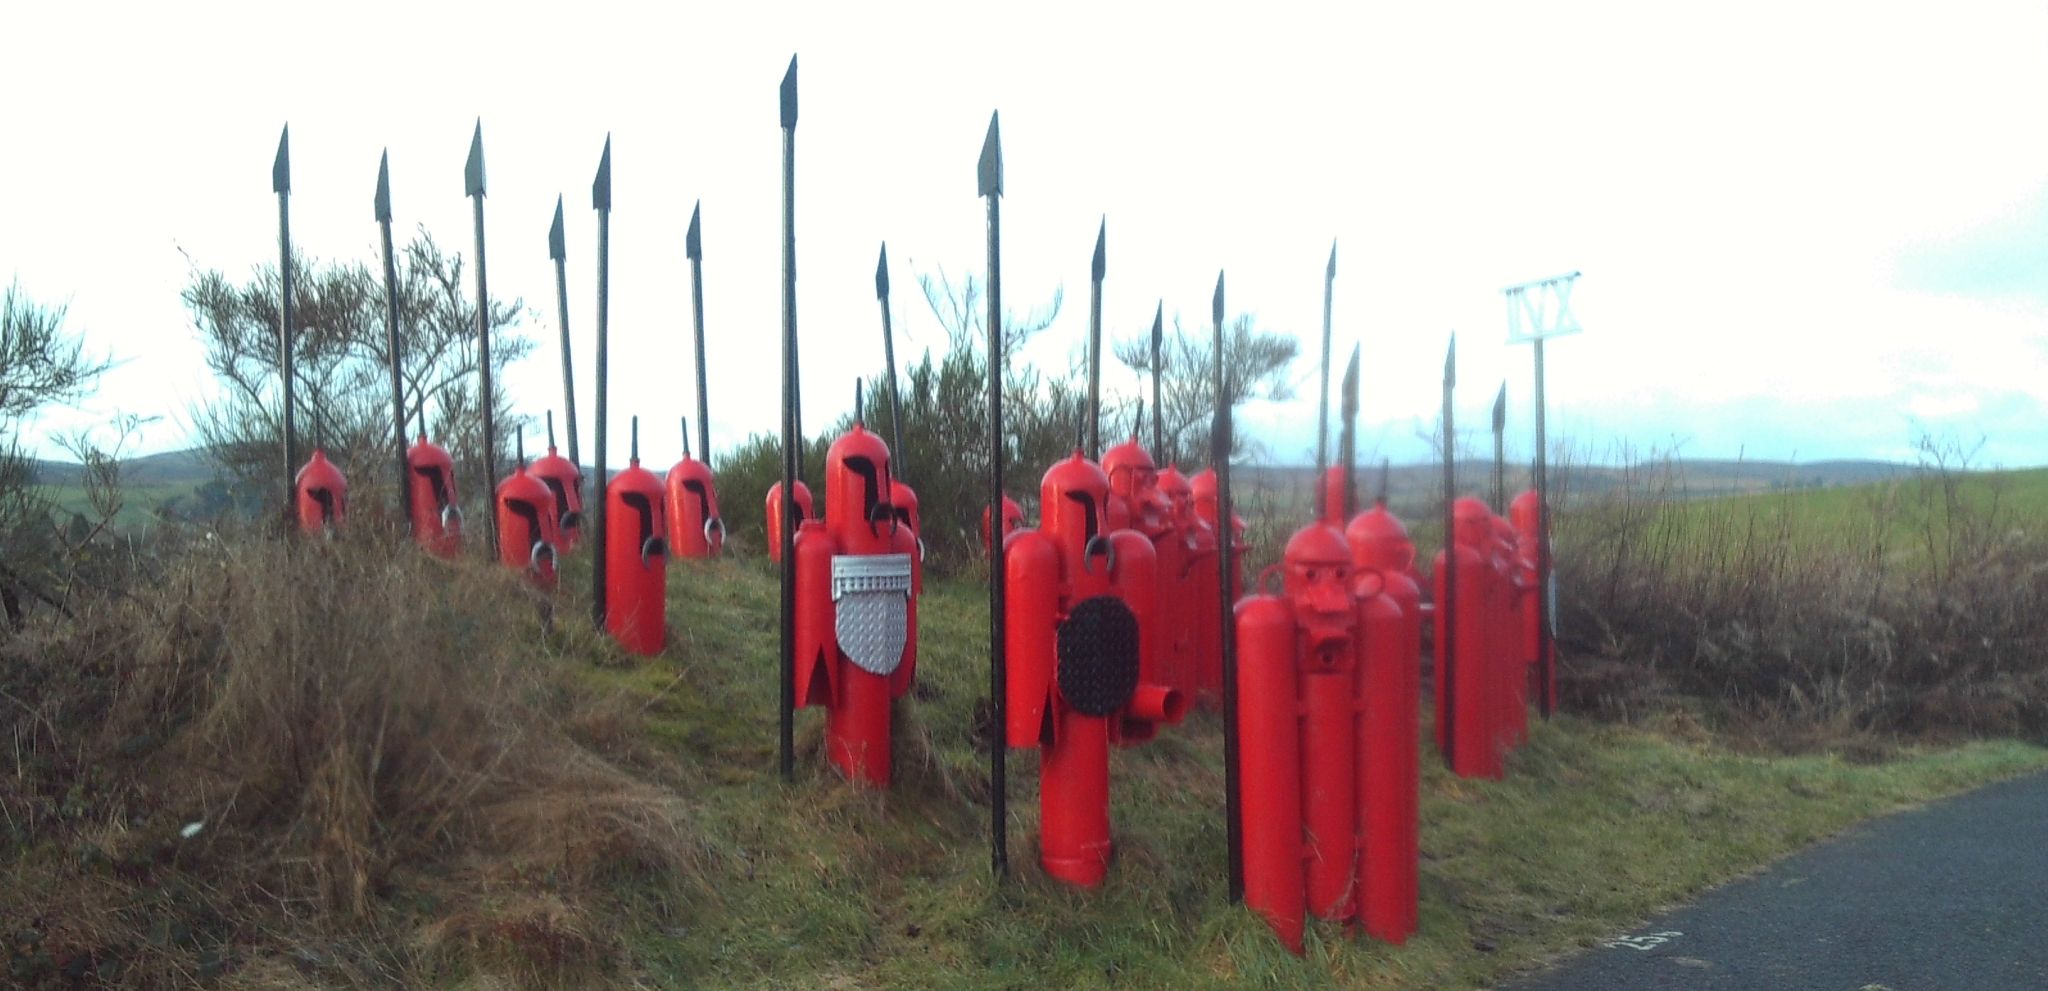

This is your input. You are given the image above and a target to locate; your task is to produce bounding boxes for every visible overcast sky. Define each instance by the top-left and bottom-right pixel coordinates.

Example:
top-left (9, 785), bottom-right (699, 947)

top-left (4, 1), bottom-right (2045, 472)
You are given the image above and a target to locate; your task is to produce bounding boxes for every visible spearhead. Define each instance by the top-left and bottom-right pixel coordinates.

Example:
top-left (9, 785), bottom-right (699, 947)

top-left (373, 150), bottom-right (392, 222)
top-left (591, 135), bottom-right (612, 211)
top-left (1090, 217), bottom-right (1105, 283)
top-left (464, 120), bottom-right (485, 198)
top-left (272, 125), bottom-right (290, 195)
top-left (1326, 239), bottom-right (1337, 281)
top-left (1212, 271), bottom-right (1225, 328)
top-left (780, 55), bottom-right (799, 129)
top-left (1150, 302), bottom-right (1163, 355)
top-left (685, 201), bottom-right (702, 261)
top-left (1341, 344), bottom-right (1360, 420)
top-left (1444, 334), bottom-right (1457, 389)
top-left (977, 112), bottom-right (1003, 198)
top-left (547, 196), bottom-right (566, 261)
top-left (1492, 382), bottom-right (1507, 433)
top-left (875, 243), bottom-right (890, 300)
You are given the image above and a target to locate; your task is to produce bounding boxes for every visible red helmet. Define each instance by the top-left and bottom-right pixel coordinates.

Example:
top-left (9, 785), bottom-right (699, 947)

top-left (824, 423), bottom-right (894, 539)
top-left (1040, 450), bottom-right (1111, 560)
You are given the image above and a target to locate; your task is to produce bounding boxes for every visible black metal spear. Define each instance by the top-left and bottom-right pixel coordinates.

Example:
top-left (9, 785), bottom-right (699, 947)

top-left (1340, 344), bottom-right (1360, 520)
top-left (466, 121), bottom-right (499, 555)
top-left (548, 197), bottom-right (580, 470)
top-left (273, 126), bottom-right (296, 513)
top-left (1315, 239), bottom-right (1336, 518)
top-left (1087, 217), bottom-right (1105, 458)
top-left (592, 137), bottom-right (614, 626)
top-left (1215, 270), bottom-right (1243, 903)
top-left (375, 151), bottom-right (411, 529)
top-left (979, 110), bottom-right (1008, 881)
top-left (687, 202), bottom-right (712, 465)
top-left (876, 243), bottom-right (904, 473)
top-left (1150, 302), bottom-right (1164, 459)
top-left (1492, 382), bottom-right (1508, 512)
top-left (778, 57), bottom-right (800, 783)
top-left (1441, 335), bottom-right (1458, 768)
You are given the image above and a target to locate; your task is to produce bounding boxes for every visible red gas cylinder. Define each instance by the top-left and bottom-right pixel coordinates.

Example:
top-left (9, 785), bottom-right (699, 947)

top-left (1510, 489), bottom-right (1554, 716)
top-left (1235, 522), bottom-right (1409, 953)
top-left (496, 461), bottom-right (561, 589)
top-left (1005, 451), bottom-right (1186, 887)
top-left (981, 493), bottom-right (1024, 554)
top-left (527, 447), bottom-right (582, 554)
top-left (1189, 467), bottom-right (1244, 702)
top-left (665, 455), bottom-right (724, 559)
top-left (604, 438), bottom-right (668, 656)
top-left (766, 480), bottom-right (814, 563)
top-left (294, 448), bottom-right (347, 535)
top-left (791, 422), bottom-right (918, 786)
top-left (1345, 499), bottom-right (1423, 943)
top-left (406, 434), bottom-right (462, 558)
top-left (1433, 497), bottom-right (1506, 779)
top-left (1104, 438), bottom-right (1197, 699)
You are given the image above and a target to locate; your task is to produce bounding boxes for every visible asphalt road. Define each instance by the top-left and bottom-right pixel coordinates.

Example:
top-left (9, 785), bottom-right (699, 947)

top-left (1506, 770), bottom-right (2048, 991)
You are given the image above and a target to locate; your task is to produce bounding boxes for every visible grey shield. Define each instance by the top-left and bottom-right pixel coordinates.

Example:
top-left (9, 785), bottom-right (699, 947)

top-left (832, 553), bottom-right (913, 676)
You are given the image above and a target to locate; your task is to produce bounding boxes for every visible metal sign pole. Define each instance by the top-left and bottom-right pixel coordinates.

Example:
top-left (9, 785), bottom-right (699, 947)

top-left (1504, 272), bottom-right (1581, 720)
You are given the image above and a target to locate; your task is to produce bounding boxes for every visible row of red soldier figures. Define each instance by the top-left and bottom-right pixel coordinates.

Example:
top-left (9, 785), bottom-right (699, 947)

top-left (290, 412), bottom-right (730, 658)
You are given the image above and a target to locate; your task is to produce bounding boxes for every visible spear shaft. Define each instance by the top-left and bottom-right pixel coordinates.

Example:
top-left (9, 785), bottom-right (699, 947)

top-left (549, 197), bottom-right (580, 469)
top-left (375, 152), bottom-right (410, 528)
top-left (1492, 382), bottom-right (1507, 512)
top-left (273, 126), bottom-right (296, 514)
top-left (778, 58), bottom-right (799, 783)
top-left (592, 138), bottom-right (614, 626)
top-left (1087, 219), bottom-right (1104, 459)
top-left (876, 244), bottom-right (904, 473)
top-left (1150, 303), bottom-right (1163, 459)
top-left (687, 203), bottom-right (711, 464)
top-left (979, 111), bottom-right (1008, 881)
top-left (1316, 240), bottom-right (1336, 517)
top-left (466, 122), bottom-right (498, 555)
top-left (1215, 271), bottom-right (1242, 903)
top-left (1441, 336), bottom-right (1458, 767)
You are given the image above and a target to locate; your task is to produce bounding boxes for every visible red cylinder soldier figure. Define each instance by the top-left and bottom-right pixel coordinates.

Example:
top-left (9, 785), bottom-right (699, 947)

top-left (1005, 451), bottom-right (1186, 887)
top-left (1104, 436), bottom-right (1197, 698)
top-left (407, 429), bottom-right (461, 558)
top-left (1489, 511), bottom-right (1530, 749)
top-left (1345, 495), bottom-right (1424, 943)
top-left (981, 493), bottom-right (1024, 554)
top-left (665, 417), bottom-right (725, 559)
top-left (528, 411), bottom-right (582, 552)
top-left (766, 480), bottom-right (814, 563)
top-left (1510, 489), bottom-right (1552, 722)
top-left (1189, 467), bottom-right (1244, 701)
top-left (496, 428), bottom-right (561, 589)
top-left (1434, 496), bottom-right (1508, 779)
top-left (604, 418), bottom-right (668, 656)
top-left (294, 448), bottom-right (347, 535)
top-left (792, 404), bottom-right (917, 786)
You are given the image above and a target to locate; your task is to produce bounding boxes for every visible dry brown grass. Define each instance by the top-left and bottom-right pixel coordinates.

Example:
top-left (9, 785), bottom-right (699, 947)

top-left (1, 529), bottom-right (706, 988)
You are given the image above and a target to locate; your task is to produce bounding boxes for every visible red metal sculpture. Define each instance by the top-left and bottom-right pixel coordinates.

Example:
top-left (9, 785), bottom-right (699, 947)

top-left (665, 423), bottom-right (725, 560)
top-left (1433, 496), bottom-right (1508, 779)
top-left (294, 448), bottom-right (347, 535)
top-left (981, 493), bottom-right (1024, 554)
top-left (604, 423), bottom-right (668, 656)
top-left (496, 440), bottom-right (561, 589)
top-left (1345, 497), bottom-right (1424, 943)
top-left (1004, 451), bottom-right (1185, 887)
top-left (792, 420), bottom-right (918, 786)
top-left (527, 417), bottom-right (582, 553)
top-left (766, 480), bottom-right (814, 563)
top-left (406, 433), bottom-right (461, 557)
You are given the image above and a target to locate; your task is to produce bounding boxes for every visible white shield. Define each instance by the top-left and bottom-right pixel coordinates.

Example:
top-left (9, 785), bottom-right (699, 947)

top-left (832, 553), bottom-right (913, 676)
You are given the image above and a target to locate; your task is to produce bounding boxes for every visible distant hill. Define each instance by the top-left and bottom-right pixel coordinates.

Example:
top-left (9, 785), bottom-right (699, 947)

top-left (31, 448), bottom-right (217, 488)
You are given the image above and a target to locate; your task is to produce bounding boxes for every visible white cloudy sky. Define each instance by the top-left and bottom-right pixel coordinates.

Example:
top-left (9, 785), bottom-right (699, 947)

top-left (3, 1), bottom-right (2045, 470)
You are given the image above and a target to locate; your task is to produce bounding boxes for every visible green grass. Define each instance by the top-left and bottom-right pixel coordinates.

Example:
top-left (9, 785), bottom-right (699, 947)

top-left (40, 480), bottom-right (201, 530)
top-left (558, 553), bottom-right (2048, 990)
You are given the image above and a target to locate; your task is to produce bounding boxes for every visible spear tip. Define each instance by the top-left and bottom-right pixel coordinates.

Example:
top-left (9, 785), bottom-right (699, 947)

top-left (977, 111), bottom-right (1003, 198)
top-left (1327, 238), bottom-right (1338, 280)
top-left (272, 124), bottom-right (290, 195)
top-left (591, 135), bottom-right (612, 211)
top-left (685, 201), bottom-right (702, 260)
top-left (1090, 217), bottom-right (1105, 282)
top-left (373, 149), bottom-right (391, 222)
top-left (464, 120), bottom-right (485, 197)
top-left (780, 55), bottom-right (799, 129)
top-left (1342, 344), bottom-right (1361, 417)
top-left (875, 242), bottom-right (890, 300)
top-left (1444, 333), bottom-right (1457, 388)
top-left (1150, 301), bottom-right (1163, 346)
top-left (547, 196), bottom-right (566, 261)
top-left (1212, 271), bottom-right (1225, 327)
top-left (1493, 382), bottom-right (1508, 431)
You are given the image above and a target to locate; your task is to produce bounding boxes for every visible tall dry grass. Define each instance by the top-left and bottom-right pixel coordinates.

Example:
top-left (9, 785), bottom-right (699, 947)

top-left (2, 529), bottom-right (706, 988)
top-left (1552, 446), bottom-right (2048, 741)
